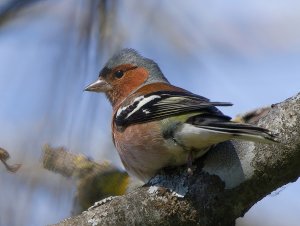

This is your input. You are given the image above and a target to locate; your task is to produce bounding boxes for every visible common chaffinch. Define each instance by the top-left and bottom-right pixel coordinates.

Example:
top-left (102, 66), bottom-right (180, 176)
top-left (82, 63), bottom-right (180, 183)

top-left (85, 48), bottom-right (276, 182)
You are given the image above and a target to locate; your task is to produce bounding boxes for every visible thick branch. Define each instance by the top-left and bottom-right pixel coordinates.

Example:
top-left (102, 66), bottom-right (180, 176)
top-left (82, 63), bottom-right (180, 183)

top-left (54, 93), bottom-right (300, 226)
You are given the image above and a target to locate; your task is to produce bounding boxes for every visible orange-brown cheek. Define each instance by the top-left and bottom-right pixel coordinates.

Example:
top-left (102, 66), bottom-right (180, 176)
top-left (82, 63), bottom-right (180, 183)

top-left (123, 68), bottom-right (148, 92)
top-left (111, 68), bottom-right (149, 106)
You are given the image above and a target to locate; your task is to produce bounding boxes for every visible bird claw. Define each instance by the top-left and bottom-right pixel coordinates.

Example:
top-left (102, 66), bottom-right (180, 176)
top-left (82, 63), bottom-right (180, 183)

top-left (187, 151), bottom-right (194, 175)
top-left (187, 167), bottom-right (193, 175)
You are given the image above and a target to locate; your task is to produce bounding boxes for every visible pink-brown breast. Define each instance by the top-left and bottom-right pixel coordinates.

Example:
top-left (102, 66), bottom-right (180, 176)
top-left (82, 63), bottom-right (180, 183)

top-left (112, 120), bottom-right (174, 182)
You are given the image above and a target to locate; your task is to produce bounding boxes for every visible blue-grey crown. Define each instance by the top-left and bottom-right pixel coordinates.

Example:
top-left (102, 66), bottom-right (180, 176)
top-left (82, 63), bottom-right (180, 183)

top-left (105, 48), bottom-right (169, 84)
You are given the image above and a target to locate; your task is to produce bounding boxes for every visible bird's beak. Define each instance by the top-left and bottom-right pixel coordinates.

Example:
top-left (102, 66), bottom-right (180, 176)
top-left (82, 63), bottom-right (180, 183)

top-left (84, 78), bottom-right (112, 93)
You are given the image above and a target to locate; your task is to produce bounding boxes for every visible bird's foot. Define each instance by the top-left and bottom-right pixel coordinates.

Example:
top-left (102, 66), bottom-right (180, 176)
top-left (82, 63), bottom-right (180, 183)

top-left (187, 151), bottom-right (194, 175)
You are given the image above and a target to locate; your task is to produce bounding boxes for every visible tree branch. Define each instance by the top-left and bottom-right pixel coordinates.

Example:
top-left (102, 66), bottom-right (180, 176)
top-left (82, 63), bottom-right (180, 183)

top-left (53, 93), bottom-right (300, 226)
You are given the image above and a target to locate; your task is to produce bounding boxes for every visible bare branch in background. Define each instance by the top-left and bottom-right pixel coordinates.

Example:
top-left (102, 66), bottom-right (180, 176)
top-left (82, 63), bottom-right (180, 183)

top-left (42, 145), bottom-right (131, 215)
top-left (0, 147), bottom-right (21, 173)
top-left (0, 0), bottom-right (43, 25)
top-left (233, 106), bottom-right (271, 124)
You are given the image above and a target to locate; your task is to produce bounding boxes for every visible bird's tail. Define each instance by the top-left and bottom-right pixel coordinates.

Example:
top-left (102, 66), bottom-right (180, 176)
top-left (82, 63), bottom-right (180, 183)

top-left (201, 122), bottom-right (277, 143)
top-left (187, 114), bottom-right (278, 144)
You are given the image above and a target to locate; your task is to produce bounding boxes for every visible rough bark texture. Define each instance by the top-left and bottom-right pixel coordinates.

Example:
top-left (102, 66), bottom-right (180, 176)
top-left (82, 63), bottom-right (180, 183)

top-left (54, 93), bottom-right (300, 226)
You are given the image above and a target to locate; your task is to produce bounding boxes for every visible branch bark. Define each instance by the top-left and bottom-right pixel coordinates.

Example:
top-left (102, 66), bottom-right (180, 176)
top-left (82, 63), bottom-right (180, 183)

top-left (54, 93), bottom-right (300, 226)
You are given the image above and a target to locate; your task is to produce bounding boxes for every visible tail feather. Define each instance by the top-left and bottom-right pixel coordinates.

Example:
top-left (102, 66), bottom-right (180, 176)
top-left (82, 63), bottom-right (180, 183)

top-left (187, 114), bottom-right (277, 143)
top-left (199, 123), bottom-right (277, 143)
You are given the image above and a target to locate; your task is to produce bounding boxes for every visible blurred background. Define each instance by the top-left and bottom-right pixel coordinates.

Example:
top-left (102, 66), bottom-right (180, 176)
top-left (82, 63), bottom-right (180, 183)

top-left (0, 0), bottom-right (299, 225)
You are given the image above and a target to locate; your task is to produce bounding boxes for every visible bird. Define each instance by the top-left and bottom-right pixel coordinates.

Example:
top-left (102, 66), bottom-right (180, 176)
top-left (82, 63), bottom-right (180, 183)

top-left (85, 48), bottom-right (276, 182)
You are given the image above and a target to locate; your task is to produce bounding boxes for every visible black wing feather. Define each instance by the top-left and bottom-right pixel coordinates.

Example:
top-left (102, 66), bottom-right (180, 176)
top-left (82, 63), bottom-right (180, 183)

top-left (115, 90), bottom-right (232, 127)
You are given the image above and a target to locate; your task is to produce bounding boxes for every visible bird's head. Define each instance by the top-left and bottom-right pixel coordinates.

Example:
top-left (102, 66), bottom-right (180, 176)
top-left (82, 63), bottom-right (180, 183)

top-left (85, 48), bottom-right (169, 107)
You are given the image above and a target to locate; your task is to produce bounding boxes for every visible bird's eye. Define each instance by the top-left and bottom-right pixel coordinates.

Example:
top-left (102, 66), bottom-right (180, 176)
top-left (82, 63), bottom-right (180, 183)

top-left (114, 70), bottom-right (124, 78)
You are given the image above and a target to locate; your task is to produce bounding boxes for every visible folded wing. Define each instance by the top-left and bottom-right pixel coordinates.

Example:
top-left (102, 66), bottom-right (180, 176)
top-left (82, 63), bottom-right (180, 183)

top-left (115, 90), bottom-right (232, 127)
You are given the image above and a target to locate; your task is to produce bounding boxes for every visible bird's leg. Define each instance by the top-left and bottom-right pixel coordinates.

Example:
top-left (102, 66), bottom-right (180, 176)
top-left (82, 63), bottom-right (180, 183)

top-left (187, 151), bottom-right (194, 175)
